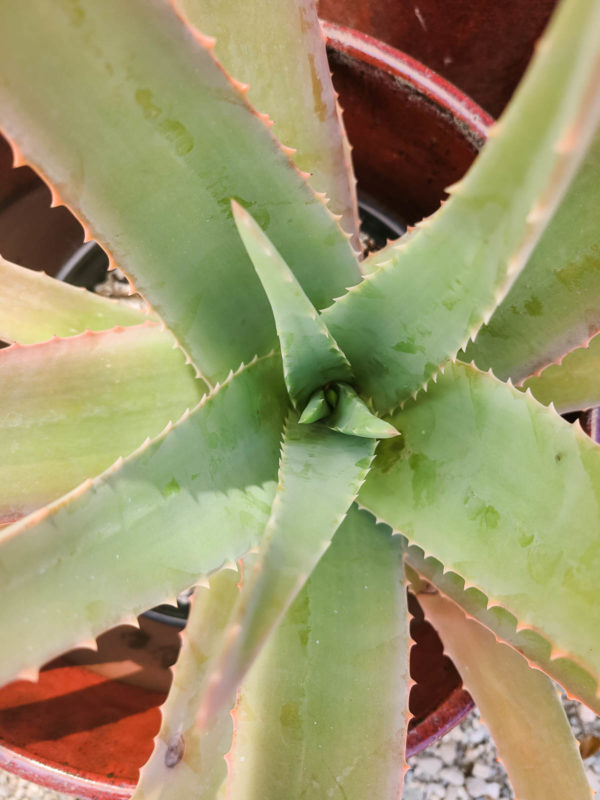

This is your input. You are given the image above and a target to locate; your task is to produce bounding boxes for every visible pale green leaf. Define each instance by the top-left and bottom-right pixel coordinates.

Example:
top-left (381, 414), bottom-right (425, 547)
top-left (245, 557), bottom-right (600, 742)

top-left (0, 354), bottom-right (286, 684)
top-left (232, 200), bottom-right (352, 410)
top-left (132, 569), bottom-right (240, 800)
top-left (360, 362), bottom-right (600, 690)
top-left (405, 544), bottom-right (600, 715)
top-left (327, 382), bottom-right (399, 438)
top-left (298, 389), bottom-right (329, 423)
top-left (179, 0), bottom-right (360, 247)
top-left (0, 0), bottom-right (360, 383)
top-left (227, 506), bottom-right (410, 800)
top-left (523, 331), bottom-right (600, 413)
top-left (322, 0), bottom-right (600, 411)
top-left (196, 417), bottom-right (375, 729)
top-left (420, 592), bottom-right (591, 800)
top-left (0, 324), bottom-right (205, 523)
top-left (465, 129), bottom-right (600, 383)
top-left (0, 254), bottom-right (149, 344)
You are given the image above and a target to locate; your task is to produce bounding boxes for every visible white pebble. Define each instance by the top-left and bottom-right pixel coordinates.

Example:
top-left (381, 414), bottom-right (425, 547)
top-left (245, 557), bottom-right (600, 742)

top-left (580, 705), bottom-right (598, 725)
top-left (441, 766), bottom-right (465, 786)
top-left (446, 788), bottom-right (468, 800)
top-left (466, 776), bottom-right (489, 797)
top-left (438, 741), bottom-right (457, 765)
top-left (472, 762), bottom-right (493, 780)
top-left (416, 756), bottom-right (443, 776)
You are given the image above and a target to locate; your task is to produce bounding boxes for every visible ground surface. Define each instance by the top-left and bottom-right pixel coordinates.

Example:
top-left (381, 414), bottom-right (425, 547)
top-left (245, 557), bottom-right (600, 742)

top-left (2, 697), bottom-right (600, 799)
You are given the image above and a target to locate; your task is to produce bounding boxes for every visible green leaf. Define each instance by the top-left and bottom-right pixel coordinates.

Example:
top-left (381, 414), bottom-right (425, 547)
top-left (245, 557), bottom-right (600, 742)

top-left (179, 0), bottom-right (360, 248)
top-left (232, 200), bottom-right (353, 410)
top-left (419, 592), bottom-right (591, 800)
top-left (132, 569), bottom-right (240, 800)
top-left (465, 129), bottom-right (600, 383)
top-left (327, 383), bottom-right (399, 438)
top-left (0, 324), bottom-right (205, 523)
top-left (360, 361), bottom-right (600, 690)
top-left (227, 506), bottom-right (410, 800)
top-left (0, 254), bottom-right (149, 344)
top-left (0, 0), bottom-right (360, 383)
top-left (523, 331), bottom-right (600, 413)
top-left (322, 0), bottom-right (600, 411)
top-left (298, 389), bottom-right (329, 423)
top-left (0, 354), bottom-right (286, 684)
top-left (195, 416), bottom-right (375, 729)
top-left (405, 544), bottom-right (600, 715)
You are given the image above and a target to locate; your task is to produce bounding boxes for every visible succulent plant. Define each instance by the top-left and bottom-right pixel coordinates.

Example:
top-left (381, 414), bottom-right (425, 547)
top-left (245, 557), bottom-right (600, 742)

top-left (0, 0), bottom-right (600, 797)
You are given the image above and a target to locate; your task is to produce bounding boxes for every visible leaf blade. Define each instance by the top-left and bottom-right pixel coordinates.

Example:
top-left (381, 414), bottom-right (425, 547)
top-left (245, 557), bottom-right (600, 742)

top-left (0, 324), bottom-right (205, 522)
top-left (227, 506), bottom-right (410, 800)
top-left (360, 362), bottom-right (600, 690)
top-left (323, 0), bottom-right (600, 411)
top-left (178, 0), bottom-right (360, 248)
top-left (465, 129), bottom-right (600, 383)
top-left (132, 569), bottom-right (240, 800)
top-left (419, 591), bottom-right (592, 800)
top-left (0, 354), bottom-right (286, 684)
top-left (523, 331), bottom-right (600, 413)
top-left (0, 0), bottom-right (360, 383)
top-left (232, 200), bottom-right (353, 410)
top-left (0, 254), bottom-right (149, 344)
top-left (196, 417), bottom-right (376, 729)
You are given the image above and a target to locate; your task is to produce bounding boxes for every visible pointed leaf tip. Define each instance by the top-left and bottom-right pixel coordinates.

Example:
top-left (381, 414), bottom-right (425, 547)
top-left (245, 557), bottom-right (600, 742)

top-left (299, 389), bottom-right (330, 424)
top-left (328, 384), bottom-right (400, 439)
top-left (232, 202), bottom-right (353, 409)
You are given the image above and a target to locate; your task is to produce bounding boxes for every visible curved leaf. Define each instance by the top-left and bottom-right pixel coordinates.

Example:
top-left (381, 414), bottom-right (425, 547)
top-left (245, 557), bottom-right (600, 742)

top-left (360, 362), bottom-right (600, 690)
top-left (0, 324), bottom-right (205, 523)
top-left (0, 254), bottom-right (149, 344)
top-left (178, 0), bottom-right (360, 247)
top-left (195, 417), bottom-right (375, 729)
top-left (405, 543), bottom-right (600, 715)
top-left (419, 591), bottom-right (591, 800)
top-left (0, 354), bottom-right (286, 684)
top-left (232, 200), bottom-right (352, 410)
top-left (523, 331), bottom-right (600, 413)
top-left (465, 130), bottom-right (600, 383)
top-left (132, 569), bottom-right (240, 800)
top-left (322, 0), bottom-right (600, 411)
top-left (227, 506), bottom-right (410, 800)
top-left (0, 0), bottom-right (360, 383)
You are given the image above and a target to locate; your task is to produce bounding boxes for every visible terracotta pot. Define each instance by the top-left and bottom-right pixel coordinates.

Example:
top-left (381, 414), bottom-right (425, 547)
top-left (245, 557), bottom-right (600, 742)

top-left (0, 26), bottom-right (492, 798)
top-left (319, 0), bottom-right (558, 117)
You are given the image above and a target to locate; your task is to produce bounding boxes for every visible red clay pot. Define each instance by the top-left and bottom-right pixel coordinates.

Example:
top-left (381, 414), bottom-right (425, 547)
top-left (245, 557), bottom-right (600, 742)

top-left (0, 26), bottom-right (492, 798)
top-left (319, 0), bottom-right (558, 117)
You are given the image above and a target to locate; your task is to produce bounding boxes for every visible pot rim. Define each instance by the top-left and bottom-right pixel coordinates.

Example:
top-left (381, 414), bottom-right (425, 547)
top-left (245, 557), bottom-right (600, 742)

top-left (0, 23), bottom-right (488, 798)
top-left (322, 20), bottom-right (493, 144)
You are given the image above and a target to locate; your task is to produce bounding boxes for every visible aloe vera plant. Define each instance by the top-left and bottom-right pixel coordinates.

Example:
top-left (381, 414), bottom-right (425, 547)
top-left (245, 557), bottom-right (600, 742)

top-left (0, 0), bottom-right (600, 797)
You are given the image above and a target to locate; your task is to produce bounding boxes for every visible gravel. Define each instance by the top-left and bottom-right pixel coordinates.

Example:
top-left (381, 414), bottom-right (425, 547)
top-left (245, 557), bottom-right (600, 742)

top-left (3, 695), bottom-right (600, 799)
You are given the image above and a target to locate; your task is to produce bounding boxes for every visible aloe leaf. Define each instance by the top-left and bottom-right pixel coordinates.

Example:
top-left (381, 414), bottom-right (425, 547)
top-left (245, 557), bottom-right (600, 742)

top-left (232, 200), bottom-right (352, 410)
top-left (322, 0), bottom-right (600, 412)
top-left (0, 324), bottom-right (205, 523)
top-left (419, 592), bottom-right (591, 800)
top-left (328, 382), bottom-right (400, 438)
top-left (132, 569), bottom-right (240, 800)
top-left (0, 354), bottom-right (286, 684)
top-left (195, 416), bottom-right (375, 730)
top-left (465, 129), bottom-right (600, 383)
top-left (405, 544), bottom-right (600, 715)
top-left (0, 0), bottom-right (360, 384)
top-left (178, 0), bottom-right (360, 248)
top-left (360, 361), bottom-right (600, 692)
top-left (0, 254), bottom-right (149, 344)
top-left (523, 332), bottom-right (600, 413)
top-left (227, 506), bottom-right (410, 800)
top-left (298, 389), bottom-right (329, 423)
